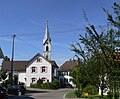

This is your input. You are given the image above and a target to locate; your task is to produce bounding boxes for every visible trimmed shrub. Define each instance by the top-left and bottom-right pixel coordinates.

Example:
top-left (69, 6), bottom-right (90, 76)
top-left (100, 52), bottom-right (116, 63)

top-left (30, 84), bottom-right (38, 88)
top-left (30, 79), bottom-right (60, 90)
top-left (37, 78), bottom-right (43, 87)
top-left (51, 80), bottom-right (59, 89)
top-left (40, 83), bottom-right (51, 89)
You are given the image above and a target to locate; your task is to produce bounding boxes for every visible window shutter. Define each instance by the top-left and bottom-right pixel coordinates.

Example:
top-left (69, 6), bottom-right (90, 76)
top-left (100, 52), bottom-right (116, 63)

top-left (40, 67), bottom-right (42, 73)
top-left (35, 67), bottom-right (37, 73)
top-left (35, 78), bottom-right (37, 82)
top-left (45, 67), bottom-right (48, 73)
top-left (30, 67), bottom-right (32, 73)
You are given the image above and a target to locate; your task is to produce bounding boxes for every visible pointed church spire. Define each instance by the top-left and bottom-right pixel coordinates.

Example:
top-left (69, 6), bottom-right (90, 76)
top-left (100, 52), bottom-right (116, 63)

top-left (43, 18), bottom-right (51, 60)
top-left (43, 18), bottom-right (51, 45)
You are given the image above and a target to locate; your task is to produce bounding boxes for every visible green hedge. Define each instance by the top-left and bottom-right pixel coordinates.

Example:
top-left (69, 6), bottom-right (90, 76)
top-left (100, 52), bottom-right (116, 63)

top-left (40, 83), bottom-right (51, 89)
top-left (30, 84), bottom-right (38, 88)
top-left (30, 79), bottom-right (60, 89)
top-left (51, 80), bottom-right (59, 89)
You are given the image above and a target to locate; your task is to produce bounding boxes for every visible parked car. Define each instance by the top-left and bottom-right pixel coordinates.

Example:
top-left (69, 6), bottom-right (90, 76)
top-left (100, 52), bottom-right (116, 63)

top-left (8, 85), bottom-right (26, 95)
top-left (0, 86), bottom-right (7, 99)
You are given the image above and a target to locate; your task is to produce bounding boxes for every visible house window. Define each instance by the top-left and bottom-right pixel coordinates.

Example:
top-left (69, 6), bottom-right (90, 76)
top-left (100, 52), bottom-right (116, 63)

top-left (31, 67), bottom-right (37, 73)
top-left (31, 78), bottom-right (36, 83)
top-left (42, 77), bottom-right (46, 82)
top-left (40, 66), bottom-right (47, 73)
top-left (42, 66), bottom-right (45, 72)
top-left (37, 58), bottom-right (42, 62)
top-left (63, 72), bottom-right (68, 76)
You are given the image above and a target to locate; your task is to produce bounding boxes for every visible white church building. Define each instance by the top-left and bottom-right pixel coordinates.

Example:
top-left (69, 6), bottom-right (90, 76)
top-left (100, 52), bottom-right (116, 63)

top-left (1, 19), bottom-right (59, 87)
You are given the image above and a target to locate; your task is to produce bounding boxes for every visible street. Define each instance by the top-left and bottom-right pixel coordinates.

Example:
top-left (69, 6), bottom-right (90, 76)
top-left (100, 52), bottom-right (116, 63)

top-left (5, 88), bottom-right (75, 99)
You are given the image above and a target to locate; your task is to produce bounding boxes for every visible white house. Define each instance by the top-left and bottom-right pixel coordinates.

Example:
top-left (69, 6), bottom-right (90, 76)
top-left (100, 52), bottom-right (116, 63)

top-left (26, 53), bottom-right (58, 87)
top-left (1, 61), bottom-right (28, 84)
top-left (59, 60), bottom-right (78, 87)
top-left (1, 19), bottom-right (59, 87)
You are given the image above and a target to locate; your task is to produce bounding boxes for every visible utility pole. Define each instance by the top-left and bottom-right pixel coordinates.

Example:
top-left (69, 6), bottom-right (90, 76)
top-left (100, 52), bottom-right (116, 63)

top-left (10, 34), bottom-right (16, 86)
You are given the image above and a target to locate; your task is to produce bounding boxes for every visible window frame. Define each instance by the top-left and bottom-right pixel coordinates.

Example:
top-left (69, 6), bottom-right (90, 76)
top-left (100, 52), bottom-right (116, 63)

top-left (31, 78), bottom-right (36, 83)
top-left (40, 66), bottom-right (48, 73)
top-left (42, 77), bottom-right (46, 82)
top-left (36, 58), bottom-right (42, 62)
top-left (31, 67), bottom-right (37, 73)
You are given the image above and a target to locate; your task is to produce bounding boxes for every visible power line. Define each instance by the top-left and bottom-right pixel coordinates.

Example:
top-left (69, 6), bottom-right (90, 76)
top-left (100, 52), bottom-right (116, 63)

top-left (0, 34), bottom-right (76, 61)
top-left (0, 35), bottom-right (12, 37)
top-left (16, 36), bottom-right (42, 52)
top-left (16, 33), bottom-right (41, 37)
top-left (16, 36), bottom-right (70, 59)
top-left (0, 25), bottom-right (108, 37)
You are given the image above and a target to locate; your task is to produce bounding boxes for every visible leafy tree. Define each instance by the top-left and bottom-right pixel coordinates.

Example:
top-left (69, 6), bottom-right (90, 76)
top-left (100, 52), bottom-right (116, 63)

top-left (103, 2), bottom-right (120, 97)
top-left (70, 64), bottom-right (83, 97)
top-left (0, 71), bottom-right (8, 87)
top-left (1, 71), bottom-right (7, 80)
top-left (71, 2), bottom-right (120, 98)
top-left (3, 56), bottom-right (10, 61)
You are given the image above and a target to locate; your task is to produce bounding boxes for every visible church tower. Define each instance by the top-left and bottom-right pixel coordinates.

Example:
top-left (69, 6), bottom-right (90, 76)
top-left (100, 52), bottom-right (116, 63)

top-left (43, 19), bottom-right (51, 60)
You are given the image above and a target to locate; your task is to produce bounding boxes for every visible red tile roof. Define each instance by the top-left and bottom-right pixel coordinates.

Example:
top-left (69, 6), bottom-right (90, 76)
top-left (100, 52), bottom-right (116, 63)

top-left (1, 53), bottom-right (58, 72)
top-left (1, 61), bottom-right (28, 72)
top-left (59, 60), bottom-right (78, 72)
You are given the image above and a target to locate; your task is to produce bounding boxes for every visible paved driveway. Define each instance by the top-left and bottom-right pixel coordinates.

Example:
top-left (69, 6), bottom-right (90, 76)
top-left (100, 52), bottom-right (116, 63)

top-left (5, 88), bottom-right (75, 99)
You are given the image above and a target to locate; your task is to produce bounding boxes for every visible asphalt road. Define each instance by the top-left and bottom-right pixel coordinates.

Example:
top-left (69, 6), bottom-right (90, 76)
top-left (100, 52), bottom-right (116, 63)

top-left (5, 88), bottom-right (75, 99)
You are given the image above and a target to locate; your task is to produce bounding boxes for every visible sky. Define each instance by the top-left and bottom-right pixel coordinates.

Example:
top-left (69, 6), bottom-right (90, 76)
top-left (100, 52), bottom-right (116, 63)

top-left (0, 0), bottom-right (119, 66)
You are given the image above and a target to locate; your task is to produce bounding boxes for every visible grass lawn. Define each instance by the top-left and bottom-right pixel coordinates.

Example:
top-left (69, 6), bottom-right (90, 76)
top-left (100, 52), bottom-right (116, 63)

top-left (65, 91), bottom-right (78, 98)
top-left (65, 91), bottom-right (106, 99)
